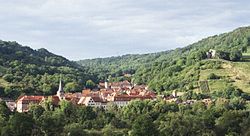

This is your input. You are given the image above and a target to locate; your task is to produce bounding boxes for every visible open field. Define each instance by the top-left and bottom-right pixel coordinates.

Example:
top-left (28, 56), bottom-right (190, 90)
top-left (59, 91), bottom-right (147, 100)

top-left (198, 60), bottom-right (250, 93)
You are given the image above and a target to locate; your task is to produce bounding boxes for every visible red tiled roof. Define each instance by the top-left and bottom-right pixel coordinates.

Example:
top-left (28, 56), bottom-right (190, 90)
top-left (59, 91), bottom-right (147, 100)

top-left (82, 89), bottom-right (91, 96)
top-left (92, 96), bottom-right (103, 102)
top-left (17, 95), bottom-right (44, 104)
top-left (114, 95), bottom-right (153, 101)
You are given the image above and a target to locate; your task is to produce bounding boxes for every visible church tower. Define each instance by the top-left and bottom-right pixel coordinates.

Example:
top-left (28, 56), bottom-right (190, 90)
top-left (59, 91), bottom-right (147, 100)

top-left (57, 76), bottom-right (65, 100)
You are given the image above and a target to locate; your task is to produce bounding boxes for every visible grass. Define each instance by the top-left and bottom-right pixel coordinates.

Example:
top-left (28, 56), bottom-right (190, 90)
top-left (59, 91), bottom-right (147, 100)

top-left (198, 60), bottom-right (250, 93)
top-left (242, 52), bottom-right (250, 56)
top-left (231, 62), bottom-right (250, 93)
top-left (199, 69), bottom-right (233, 80)
top-left (208, 80), bottom-right (230, 92)
top-left (233, 80), bottom-right (250, 93)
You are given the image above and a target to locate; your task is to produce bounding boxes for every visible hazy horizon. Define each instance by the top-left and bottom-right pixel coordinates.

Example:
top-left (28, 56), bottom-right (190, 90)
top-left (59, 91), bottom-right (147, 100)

top-left (0, 0), bottom-right (250, 60)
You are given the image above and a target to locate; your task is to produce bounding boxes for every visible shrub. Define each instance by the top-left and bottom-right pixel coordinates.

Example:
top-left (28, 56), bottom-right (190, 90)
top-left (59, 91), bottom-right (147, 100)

top-left (207, 73), bottom-right (220, 80)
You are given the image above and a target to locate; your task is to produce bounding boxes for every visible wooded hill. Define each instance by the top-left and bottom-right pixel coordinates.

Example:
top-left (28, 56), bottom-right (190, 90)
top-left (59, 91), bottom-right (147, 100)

top-left (0, 41), bottom-right (95, 99)
top-left (0, 26), bottom-right (250, 99)
top-left (78, 26), bottom-right (250, 94)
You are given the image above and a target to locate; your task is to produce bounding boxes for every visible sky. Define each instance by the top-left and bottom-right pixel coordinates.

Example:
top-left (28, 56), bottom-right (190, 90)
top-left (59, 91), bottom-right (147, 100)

top-left (0, 0), bottom-right (250, 60)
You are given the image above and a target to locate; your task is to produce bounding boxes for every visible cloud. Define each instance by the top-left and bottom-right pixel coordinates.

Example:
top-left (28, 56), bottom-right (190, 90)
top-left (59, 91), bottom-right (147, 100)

top-left (0, 0), bottom-right (250, 60)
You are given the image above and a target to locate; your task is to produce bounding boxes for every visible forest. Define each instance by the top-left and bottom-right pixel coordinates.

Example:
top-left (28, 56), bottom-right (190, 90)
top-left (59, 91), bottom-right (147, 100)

top-left (0, 41), bottom-right (99, 99)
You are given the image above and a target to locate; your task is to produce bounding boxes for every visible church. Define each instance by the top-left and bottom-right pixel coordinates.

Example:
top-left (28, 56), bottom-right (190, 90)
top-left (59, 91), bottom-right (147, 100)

top-left (16, 77), bottom-right (65, 112)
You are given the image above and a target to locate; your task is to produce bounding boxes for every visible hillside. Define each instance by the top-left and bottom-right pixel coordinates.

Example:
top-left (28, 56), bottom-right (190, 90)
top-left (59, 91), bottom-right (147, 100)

top-left (1, 27), bottom-right (250, 136)
top-left (0, 26), bottom-right (250, 99)
top-left (78, 26), bottom-right (250, 94)
top-left (0, 41), bottom-right (94, 99)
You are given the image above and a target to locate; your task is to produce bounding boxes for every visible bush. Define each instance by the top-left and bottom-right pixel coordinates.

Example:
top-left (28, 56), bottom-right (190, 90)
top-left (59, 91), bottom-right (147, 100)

top-left (230, 50), bottom-right (242, 61)
top-left (2, 74), bottom-right (14, 82)
top-left (207, 73), bottom-right (220, 80)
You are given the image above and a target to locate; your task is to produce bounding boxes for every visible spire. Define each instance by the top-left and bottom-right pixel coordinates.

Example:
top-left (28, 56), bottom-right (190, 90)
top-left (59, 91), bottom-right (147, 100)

top-left (57, 75), bottom-right (64, 100)
top-left (58, 75), bottom-right (64, 92)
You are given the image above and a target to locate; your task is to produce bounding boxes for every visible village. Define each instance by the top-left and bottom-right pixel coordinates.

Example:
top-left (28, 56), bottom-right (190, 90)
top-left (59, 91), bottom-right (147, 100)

top-left (0, 78), bottom-right (214, 113)
top-left (0, 49), bottom-right (235, 113)
top-left (11, 49), bottom-right (219, 112)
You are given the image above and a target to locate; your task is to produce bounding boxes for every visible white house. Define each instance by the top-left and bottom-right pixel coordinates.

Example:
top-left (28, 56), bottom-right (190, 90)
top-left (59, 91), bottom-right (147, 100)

top-left (78, 96), bottom-right (106, 108)
top-left (16, 95), bottom-right (44, 112)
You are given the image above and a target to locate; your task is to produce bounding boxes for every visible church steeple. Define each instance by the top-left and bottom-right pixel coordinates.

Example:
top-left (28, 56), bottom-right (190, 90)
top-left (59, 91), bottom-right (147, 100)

top-left (57, 75), bottom-right (65, 100)
top-left (58, 77), bottom-right (63, 92)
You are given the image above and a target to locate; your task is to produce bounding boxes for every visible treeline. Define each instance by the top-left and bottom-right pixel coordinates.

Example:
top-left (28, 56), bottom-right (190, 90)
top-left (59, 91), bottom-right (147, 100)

top-left (0, 87), bottom-right (250, 136)
top-left (0, 41), bottom-right (96, 99)
top-left (78, 26), bottom-right (250, 93)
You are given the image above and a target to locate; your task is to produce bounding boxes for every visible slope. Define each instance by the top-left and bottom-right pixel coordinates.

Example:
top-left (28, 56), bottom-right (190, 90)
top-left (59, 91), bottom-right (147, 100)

top-left (0, 40), bottom-right (94, 99)
top-left (78, 26), bottom-right (250, 93)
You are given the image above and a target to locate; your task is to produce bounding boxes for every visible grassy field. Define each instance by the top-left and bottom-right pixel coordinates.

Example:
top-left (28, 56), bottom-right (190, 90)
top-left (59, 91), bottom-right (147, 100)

top-left (199, 69), bottom-right (233, 81)
top-left (231, 62), bottom-right (250, 92)
top-left (198, 60), bottom-right (250, 93)
top-left (208, 80), bottom-right (230, 92)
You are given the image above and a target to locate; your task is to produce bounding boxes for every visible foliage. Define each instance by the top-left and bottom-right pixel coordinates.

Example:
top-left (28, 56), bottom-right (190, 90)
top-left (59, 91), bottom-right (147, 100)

top-left (0, 95), bottom-right (249, 135)
top-left (85, 80), bottom-right (96, 89)
top-left (78, 26), bottom-right (250, 93)
top-left (207, 73), bottom-right (220, 80)
top-left (0, 41), bottom-right (95, 98)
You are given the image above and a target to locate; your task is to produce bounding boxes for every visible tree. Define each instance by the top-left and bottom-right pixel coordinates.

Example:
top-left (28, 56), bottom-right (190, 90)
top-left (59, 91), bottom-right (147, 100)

top-left (64, 82), bottom-right (82, 93)
top-left (0, 101), bottom-right (11, 119)
top-left (207, 73), bottom-right (220, 80)
top-left (37, 111), bottom-right (65, 136)
top-left (29, 104), bottom-right (45, 120)
top-left (216, 51), bottom-right (230, 60)
top-left (129, 114), bottom-right (158, 136)
top-left (76, 106), bottom-right (97, 124)
top-left (63, 123), bottom-right (87, 136)
top-left (2, 74), bottom-right (14, 82)
top-left (85, 80), bottom-right (96, 89)
top-left (229, 50), bottom-right (242, 61)
top-left (103, 124), bottom-right (116, 136)
top-left (8, 113), bottom-right (34, 136)
top-left (59, 100), bottom-right (77, 122)
top-left (215, 111), bottom-right (245, 135)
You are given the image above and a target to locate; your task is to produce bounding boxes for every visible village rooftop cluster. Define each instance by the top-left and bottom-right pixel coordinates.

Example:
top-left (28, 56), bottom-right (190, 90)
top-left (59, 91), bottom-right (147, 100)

top-left (15, 79), bottom-right (158, 112)
top-left (1, 79), bottom-right (214, 113)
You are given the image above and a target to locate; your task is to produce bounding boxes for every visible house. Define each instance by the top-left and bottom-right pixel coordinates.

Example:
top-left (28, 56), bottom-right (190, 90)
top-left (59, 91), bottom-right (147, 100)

top-left (78, 96), bottom-right (106, 108)
top-left (207, 49), bottom-right (216, 59)
top-left (100, 89), bottom-right (114, 101)
top-left (15, 78), bottom-right (158, 112)
top-left (110, 80), bottom-right (132, 89)
top-left (16, 78), bottom-right (65, 112)
top-left (111, 95), bottom-right (155, 107)
top-left (16, 95), bottom-right (44, 112)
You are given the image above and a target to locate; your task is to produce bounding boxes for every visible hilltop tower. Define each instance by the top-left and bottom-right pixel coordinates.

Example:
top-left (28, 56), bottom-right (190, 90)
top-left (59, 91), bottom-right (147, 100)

top-left (57, 76), bottom-right (65, 100)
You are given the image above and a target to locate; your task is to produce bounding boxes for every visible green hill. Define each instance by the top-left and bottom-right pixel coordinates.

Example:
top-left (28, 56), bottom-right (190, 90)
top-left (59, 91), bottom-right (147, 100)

top-left (0, 41), bottom-right (94, 99)
top-left (78, 26), bottom-right (250, 94)
top-left (1, 26), bottom-right (250, 98)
